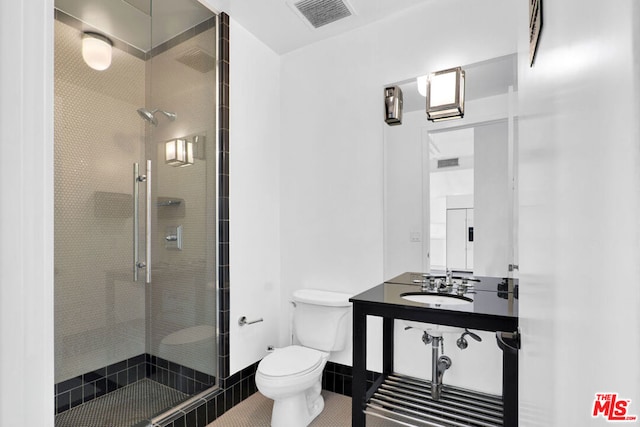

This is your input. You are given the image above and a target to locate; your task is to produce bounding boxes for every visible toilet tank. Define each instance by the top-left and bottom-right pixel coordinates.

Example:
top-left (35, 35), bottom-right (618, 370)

top-left (292, 289), bottom-right (352, 352)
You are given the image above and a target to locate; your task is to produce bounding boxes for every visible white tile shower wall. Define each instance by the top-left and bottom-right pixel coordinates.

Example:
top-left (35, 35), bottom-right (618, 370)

top-left (228, 19), bottom-right (282, 375)
top-left (279, 0), bottom-right (517, 372)
top-left (516, 0), bottom-right (640, 425)
top-left (145, 27), bottom-right (217, 376)
top-left (54, 20), bottom-right (146, 383)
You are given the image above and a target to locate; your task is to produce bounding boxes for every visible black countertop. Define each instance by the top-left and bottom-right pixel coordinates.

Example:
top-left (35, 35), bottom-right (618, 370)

top-left (349, 272), bottom-right (518, 332)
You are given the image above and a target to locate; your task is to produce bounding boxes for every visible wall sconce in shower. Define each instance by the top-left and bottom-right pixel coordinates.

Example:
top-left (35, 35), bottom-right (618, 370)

top-left (426, 66), bottom-right (465, 122)
top-left (165, 135), bottom-right (205, 167)
top-left (165, 138), bottom-right (193, 167)
top-left (82, 32), bottom-right (113, 71)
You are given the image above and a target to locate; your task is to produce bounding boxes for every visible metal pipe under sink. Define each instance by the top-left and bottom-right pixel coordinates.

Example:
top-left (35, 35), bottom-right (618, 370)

top-left (430, 336), bottom-right (452, 400)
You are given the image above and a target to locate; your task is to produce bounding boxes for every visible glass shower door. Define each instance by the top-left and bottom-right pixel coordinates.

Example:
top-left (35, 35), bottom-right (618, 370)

top-left (54, 1), bottom-right (217, 425)
top-left (144, 0), bottom-right (217, 398)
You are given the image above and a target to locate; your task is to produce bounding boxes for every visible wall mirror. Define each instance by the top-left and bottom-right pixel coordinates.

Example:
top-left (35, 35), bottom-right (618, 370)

top-left (383, 54), bottom-right (518, 279)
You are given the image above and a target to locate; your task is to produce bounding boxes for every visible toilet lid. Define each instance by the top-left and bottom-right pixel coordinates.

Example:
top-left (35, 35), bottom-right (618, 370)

top-left (259, 346), bottom-right (323, 377)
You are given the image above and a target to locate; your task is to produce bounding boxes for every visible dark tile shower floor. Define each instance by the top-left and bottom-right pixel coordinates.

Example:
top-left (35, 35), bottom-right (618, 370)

top-left (55, 378), bottom-right (188, 427)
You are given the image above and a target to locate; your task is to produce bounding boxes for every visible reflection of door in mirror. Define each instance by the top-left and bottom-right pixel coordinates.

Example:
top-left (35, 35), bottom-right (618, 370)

top-left (427, 128), bottom-right (474, 271)
top-left (446, 208), bottom-right (474, 270)
top-left (427, 122), bottom-right (509, 276)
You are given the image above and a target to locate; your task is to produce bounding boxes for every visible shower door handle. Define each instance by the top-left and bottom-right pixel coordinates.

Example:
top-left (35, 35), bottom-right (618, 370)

top-left (144, 160), bottom-right (151, 284)
top-left (133, 161), bottom-right (152, 283)
top-left (133, 163), bottom-right (141, 282)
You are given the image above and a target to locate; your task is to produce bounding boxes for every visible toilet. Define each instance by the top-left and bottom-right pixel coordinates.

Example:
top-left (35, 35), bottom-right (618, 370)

top-left (256, 289), bottom-right (352, 427)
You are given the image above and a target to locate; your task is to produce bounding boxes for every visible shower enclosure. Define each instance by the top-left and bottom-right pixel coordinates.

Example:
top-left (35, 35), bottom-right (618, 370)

top-left (53, 1), bottom-right (218, 425)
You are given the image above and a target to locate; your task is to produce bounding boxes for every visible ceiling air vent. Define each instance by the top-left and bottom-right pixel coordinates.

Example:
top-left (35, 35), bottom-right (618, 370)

top-left (437, 158), bottom-right (460, 168)
top-left (175, 47), bottom-right (216, 74)
top-left (291, 0), bottom-right (355, 28)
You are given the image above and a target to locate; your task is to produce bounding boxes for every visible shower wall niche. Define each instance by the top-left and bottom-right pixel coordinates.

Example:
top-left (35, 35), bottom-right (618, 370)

top-left (53, 2), bottom-right (217, 423)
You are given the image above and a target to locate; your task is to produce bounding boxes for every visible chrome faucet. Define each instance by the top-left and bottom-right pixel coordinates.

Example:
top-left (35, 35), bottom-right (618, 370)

top-left (421, 277), bottom-right (438, 292)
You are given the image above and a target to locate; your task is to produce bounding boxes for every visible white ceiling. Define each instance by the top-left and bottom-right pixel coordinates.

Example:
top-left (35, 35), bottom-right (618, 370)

top-left (200, 0), bottom-right (430, 54)
top-left (55, 0), bottom-right (215, 52)
top-left (429, 128), bottom-right (474, 159)
top-left (56, 0), bottom-right (429, 55)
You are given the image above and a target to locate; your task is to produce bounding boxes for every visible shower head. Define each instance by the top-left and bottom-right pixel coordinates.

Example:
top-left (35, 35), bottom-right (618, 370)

top-left (137, 108), bottom-right (177, 126)
top-left (137, 108), bottom-right (157, 126)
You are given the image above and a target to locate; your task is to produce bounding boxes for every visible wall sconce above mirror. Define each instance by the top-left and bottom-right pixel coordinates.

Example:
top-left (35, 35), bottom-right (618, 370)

top-left (426, 66), bottom-right (465, 122)
top-left (384, 85), bottom-right (403, 126)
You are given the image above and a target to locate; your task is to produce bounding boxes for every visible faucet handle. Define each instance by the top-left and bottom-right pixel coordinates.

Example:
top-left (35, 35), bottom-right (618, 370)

top-left (456, 328), bottom-right (482, 350)
top-left (421, 331), bottom-right (433, 345)
top-left (465, 329), bottom-right (482, 342)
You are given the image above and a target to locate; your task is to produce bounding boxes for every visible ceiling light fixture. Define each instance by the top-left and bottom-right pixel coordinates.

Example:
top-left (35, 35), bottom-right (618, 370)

top-left (426, 66), bottom-right (465, 122)
top-left (82, 32), bottom-right (113, 71)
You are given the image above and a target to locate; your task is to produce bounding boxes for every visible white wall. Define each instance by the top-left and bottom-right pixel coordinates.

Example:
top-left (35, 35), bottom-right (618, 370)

top-left (384, 110), bottom-right (425, 278)
top-left (280, 0), bottom-right (517, 371)
top-left (228, 19), bottom-right (282, 375)
top-left (516, 0), bottom-right (640, 425)
top-left (0, 0), bottom-right (55, 425)
top-left (474, 121), bottom-right (510, 277)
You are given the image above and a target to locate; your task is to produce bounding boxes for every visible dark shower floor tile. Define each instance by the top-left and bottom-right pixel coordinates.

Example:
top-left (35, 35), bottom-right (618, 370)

top-left (55, 378), bottom-right (188, 427)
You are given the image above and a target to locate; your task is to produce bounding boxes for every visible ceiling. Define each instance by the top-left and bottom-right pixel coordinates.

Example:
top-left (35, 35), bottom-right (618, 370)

top-left (201, 0), bottom-right (430, 54)
top-left (429, 128), bottom-right (474, 160)
top-left (55, 0), bottom-right (215, 52)
top-left (55, 0), bottom-right (430, 55)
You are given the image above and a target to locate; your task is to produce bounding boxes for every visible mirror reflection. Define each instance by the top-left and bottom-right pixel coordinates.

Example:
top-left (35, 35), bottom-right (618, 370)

top-left (384, 54), bottom-right (518, 279)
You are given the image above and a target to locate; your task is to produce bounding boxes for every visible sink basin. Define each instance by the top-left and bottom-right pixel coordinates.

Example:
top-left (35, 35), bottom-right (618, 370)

top-left (400, 293), bottom-right (473, 336)
top-left (403, 320), bottom-right (462, 336)
top-left (400, 292), bottom-right (473, 306)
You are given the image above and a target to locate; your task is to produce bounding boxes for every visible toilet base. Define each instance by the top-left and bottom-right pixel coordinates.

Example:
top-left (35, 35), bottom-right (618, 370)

top-left (270, 380), bottom-right (324, 427)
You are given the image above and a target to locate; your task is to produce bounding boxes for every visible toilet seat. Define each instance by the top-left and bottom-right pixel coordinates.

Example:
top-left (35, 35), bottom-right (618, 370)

top-left (258, 346), bottom-right (324, 378)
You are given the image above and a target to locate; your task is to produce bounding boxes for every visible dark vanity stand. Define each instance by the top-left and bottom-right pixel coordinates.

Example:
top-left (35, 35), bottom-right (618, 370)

top-left (351, 272), bottom-right (519, 426)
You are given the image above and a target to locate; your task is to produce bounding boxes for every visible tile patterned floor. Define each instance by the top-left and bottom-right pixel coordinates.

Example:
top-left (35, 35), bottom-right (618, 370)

top-left (207, 391), bottom-right (391, 427)
top-left (55, 379), bottom-right (188, 427)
